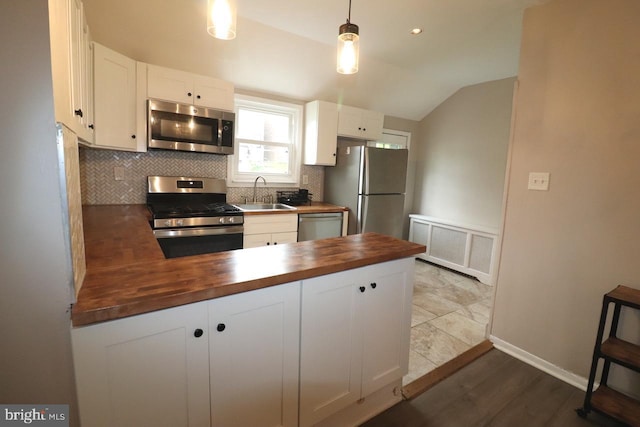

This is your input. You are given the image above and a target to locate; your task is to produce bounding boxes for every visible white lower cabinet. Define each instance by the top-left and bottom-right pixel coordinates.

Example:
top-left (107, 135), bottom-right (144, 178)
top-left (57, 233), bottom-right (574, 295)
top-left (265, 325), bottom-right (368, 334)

top-left (72, 282), bottom-right (300, 427)
top-left (243, 214), bottom-right (298, 249)
top-left (209, 282), bottom-right (300, 427)
top-left (72, 259), bottom-right (414, 427)
top-left (71, 302), bottom-right (211, 427)
top-left (299, 258), bottom-right (414, 426)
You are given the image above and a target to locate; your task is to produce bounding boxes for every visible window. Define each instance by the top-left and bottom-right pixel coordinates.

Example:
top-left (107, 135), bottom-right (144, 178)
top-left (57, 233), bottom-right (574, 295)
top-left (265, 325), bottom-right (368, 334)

top-left (227, 94), bottom-right (303, 186)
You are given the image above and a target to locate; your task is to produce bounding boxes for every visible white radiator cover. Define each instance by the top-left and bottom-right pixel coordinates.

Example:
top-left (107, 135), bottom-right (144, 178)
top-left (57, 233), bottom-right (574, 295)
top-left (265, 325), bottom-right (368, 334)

top-left (409, 214), bottom-right (499, 285)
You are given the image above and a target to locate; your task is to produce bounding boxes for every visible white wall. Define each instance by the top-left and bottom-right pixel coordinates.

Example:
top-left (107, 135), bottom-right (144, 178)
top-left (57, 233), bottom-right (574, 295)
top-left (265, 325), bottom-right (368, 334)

top-left (413, 78), bottom-right (515, 230)
top-left (492, 0), bottom-right (640, 394)
top-left (0, 1), bottom-right (79, 424)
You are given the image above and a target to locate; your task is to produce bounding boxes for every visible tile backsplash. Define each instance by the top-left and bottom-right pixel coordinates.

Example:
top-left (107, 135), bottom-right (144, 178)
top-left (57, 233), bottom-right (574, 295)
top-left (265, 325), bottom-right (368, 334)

top-left (79, 147), bottom-right (324, 205)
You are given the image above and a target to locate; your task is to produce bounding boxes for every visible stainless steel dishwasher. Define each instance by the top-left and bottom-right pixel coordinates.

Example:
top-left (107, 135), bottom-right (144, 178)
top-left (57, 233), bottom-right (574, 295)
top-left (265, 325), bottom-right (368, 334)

top-left (298, 212), bottom-right (343, 241)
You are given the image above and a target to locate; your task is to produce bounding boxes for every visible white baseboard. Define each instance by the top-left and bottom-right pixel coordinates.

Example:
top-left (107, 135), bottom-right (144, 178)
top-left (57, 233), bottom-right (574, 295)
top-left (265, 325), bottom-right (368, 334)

top-left (489, 335), bottom-right (589, 391)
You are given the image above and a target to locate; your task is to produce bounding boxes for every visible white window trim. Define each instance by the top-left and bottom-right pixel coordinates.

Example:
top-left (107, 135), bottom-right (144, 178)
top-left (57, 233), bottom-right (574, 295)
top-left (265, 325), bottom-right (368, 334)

top-left (227, 94), bottom-right (303, 188)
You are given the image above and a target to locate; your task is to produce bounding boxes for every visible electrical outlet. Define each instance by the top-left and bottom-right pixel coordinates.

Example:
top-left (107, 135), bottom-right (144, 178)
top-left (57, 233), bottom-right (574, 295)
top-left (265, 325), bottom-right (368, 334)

top-left (302, 174), bottom-right (309, 185)
top-left (114, 166), bottom-right (125, 181)
top-left (528, 172), bottom-right (549, 191)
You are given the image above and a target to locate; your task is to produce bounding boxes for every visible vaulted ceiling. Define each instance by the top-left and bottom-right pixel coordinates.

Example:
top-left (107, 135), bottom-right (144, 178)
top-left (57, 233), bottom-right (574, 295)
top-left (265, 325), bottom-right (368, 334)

top-left (82, 0), bottom-right (546, 121)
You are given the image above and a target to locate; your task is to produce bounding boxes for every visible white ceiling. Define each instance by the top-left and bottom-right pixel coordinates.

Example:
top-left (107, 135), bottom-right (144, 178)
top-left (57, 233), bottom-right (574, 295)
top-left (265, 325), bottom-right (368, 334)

top-left (82, 0), bottom-right (546, 121)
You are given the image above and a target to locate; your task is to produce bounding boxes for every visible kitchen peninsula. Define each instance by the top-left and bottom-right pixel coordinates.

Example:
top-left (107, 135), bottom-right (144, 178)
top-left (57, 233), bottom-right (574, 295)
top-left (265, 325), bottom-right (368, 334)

top-left (72, 204), bottom-right (425, 427)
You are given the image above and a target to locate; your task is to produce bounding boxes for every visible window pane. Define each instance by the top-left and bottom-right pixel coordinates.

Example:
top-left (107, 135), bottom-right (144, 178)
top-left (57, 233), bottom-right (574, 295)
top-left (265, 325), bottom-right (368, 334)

top-left (237, 142), bottom-right (290, 174)
top-left (237, 109), bottom-right (290, 143)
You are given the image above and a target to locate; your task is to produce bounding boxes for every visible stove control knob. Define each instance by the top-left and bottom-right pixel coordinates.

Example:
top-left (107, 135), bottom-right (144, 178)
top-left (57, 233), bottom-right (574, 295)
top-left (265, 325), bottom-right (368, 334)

top-left (164, 220), bottom-right (172, 227)
top-left (219, 217), bottom-right (225, 224)
top-left (177, 220), bottom-right (184, 226)
top-left (229, 217), bottom-right (235, 223)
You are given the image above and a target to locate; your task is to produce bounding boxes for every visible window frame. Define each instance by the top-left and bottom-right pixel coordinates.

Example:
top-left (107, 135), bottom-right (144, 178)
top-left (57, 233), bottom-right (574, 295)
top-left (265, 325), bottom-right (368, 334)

top-left (227, 94), bottom-right (303, 187)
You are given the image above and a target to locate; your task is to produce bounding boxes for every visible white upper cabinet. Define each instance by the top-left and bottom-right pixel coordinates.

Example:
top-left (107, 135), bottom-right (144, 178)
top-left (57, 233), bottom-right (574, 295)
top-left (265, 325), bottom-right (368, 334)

top-left (146, 64), bottom-right (234, 111)
top-left (92, 43), bottom-right (142, 151)
top-left (337, 105), bottom-right (384, 141)
top-left (304, 100), bottom-right (339, 166)
top-left (49, 0), bottom-right (94, 143)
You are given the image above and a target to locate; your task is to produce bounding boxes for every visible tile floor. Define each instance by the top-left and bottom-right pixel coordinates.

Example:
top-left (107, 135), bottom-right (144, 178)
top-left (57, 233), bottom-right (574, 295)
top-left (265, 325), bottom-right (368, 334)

top-left (403, 259), bottom-right (495, 385)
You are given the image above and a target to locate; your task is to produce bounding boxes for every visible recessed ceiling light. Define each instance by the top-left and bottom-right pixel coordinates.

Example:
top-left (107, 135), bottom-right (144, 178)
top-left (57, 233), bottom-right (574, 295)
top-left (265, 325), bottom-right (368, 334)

top-left (410, 28), bottom-right (423, 35)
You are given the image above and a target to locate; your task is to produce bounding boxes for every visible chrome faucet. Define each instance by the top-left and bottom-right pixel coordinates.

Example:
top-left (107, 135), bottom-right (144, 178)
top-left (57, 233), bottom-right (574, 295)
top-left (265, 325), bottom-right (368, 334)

top-left (253, 176), bottom-right (267, 203)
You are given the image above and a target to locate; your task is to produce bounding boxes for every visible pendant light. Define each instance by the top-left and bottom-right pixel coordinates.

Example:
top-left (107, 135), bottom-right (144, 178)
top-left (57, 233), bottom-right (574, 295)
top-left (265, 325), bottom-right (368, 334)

top-left (207, 0), bottom-right (237, 40)
top-left (337, 0), bottom-right (359, 74)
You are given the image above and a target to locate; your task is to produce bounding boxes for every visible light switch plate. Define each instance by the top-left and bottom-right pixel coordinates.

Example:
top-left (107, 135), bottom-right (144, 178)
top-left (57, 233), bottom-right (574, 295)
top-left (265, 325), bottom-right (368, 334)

top-left (528, 172), bottom-right (550, 191)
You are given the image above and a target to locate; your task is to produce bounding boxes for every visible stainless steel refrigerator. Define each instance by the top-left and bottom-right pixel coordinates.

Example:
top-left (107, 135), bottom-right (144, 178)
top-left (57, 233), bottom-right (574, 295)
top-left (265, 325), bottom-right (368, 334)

top-left (324, 144), bottom-right (408, 239)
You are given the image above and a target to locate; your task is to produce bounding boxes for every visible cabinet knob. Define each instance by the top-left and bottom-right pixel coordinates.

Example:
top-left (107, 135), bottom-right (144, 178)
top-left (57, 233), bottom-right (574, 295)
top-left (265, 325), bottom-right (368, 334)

top-left (370, 282), bottom-right (377, 289)
top-left (131, 135), bottom-right (136, 139)
top-left (333, 153), bottom-right (336, 157)
top-left (217, 323), bottom-right (226, 332)
top-left (88, 124), bottom-right (94, 129)
top-left (359, 286), bottom-right (366, 293)
top-left (74, 109), bottom-right (84, 118)
top-left (197, 95), bottom-right (201, 99)
top-left (194, 328), bottom-right (204, 338)
top-left (187, 92), bottom-right (192, 97)
top-left (274, 242), bottom-right (278, 245)
top-left (266, 242), bottom-right (270, 245)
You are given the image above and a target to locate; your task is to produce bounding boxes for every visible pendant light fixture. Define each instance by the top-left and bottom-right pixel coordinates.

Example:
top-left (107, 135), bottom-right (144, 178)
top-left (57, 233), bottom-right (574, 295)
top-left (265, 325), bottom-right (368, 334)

top-left (207, 0), bottom-right (237, 40)
top-left (337, 0), bottom-right (359, 74)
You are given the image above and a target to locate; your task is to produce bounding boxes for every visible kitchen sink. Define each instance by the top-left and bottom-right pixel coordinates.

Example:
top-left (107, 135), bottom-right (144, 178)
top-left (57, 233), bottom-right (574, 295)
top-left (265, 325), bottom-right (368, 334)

top-left (234, 203), bottom-right (296, 211)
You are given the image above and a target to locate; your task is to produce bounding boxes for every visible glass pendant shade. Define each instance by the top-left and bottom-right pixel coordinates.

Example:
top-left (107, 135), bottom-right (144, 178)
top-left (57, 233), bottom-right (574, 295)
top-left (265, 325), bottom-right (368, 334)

top-left (207, 0), bottom-right (237, 40)
top-left (337, 23), bottom-right (359, 74)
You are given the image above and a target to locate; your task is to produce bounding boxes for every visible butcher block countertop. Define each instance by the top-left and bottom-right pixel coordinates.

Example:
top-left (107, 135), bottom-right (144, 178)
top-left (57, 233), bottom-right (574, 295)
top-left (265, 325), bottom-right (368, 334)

top-left (73, 204), bottom-right (425, 327)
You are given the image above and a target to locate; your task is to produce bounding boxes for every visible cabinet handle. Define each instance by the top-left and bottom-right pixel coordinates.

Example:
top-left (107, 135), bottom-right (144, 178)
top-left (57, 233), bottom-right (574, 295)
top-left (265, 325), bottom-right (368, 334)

top-left (131, 135), bottom-right (136, 139)
top-left (88, 124), bottom-right (94, 129)
top-left (216, 323), bottom-right (226, 332)
top-left (370, 282), bottom-right (377, 289)
top-left (359, 286), bottom-right (366, 293)
top-left (194, 328), bottom-right (204, 338)
top-left (187, 92), bottom-right (192, 97)
top-left (74, 109), bottom-right (84, 118)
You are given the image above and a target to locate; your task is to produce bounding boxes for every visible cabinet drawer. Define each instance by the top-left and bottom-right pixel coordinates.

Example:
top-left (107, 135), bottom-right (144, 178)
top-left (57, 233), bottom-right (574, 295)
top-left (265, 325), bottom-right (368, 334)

top-left (244, 214), bottom-right (298, 235)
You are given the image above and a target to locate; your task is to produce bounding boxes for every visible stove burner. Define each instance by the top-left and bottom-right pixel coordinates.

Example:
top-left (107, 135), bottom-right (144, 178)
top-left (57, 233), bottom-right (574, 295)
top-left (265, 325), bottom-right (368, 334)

top-left (149, 202), bottom-right (241, 219)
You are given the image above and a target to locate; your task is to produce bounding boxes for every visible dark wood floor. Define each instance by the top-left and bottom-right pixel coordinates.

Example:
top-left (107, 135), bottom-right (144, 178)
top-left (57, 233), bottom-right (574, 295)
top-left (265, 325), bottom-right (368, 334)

top-left (362, 349), bottom-right (625, 427)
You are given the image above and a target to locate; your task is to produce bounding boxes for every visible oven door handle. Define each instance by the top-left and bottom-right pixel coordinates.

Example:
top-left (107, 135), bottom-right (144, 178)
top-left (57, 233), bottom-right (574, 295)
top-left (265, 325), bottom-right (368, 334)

top-left (153, 225), bottom-right (244, 239)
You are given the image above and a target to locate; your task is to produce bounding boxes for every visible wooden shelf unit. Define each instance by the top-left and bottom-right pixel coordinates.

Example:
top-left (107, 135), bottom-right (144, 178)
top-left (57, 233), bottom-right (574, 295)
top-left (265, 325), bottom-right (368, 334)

top-left (576, 285), bottom-right (640, 427)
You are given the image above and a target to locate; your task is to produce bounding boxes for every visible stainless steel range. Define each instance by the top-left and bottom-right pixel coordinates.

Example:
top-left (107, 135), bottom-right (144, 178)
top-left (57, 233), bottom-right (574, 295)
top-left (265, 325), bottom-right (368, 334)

top-left (147, 176), bottom-right (243, 258)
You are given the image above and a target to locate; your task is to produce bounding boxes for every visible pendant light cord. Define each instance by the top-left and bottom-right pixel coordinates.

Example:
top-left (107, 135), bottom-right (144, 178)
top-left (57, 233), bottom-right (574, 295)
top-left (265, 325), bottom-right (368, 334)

top-left (347, 0), bottom-right (352, 24)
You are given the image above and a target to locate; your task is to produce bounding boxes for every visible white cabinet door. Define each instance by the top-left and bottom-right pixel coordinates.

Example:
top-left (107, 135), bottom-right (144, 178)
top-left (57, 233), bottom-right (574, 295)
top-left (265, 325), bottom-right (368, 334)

top-left (360, 260), bottom-right (413, 396)
top-left (147, 64), bottom-right (193, 105)
top-left (299, 268), bottom-right (363, 426)
top-left (243, 233), bottom-right (272, 249)
top-left (71, 302), bottom-right (210, 427)
top-left (337, 105), bottom-right (384, 141)
top-left (93, 42), bottom-right (139, 151)
top-left (147, 64), bottom-right (234, 110)
top-left (49, 0), bottom-right (93, 142)
top-left (304, 100), bottom-right (338, 166)
top-left (193, 74), bottom-right (234, 111)
top-left (209, 282), bottom-right (300, 427)
top-left (360, 110), bottom-right (384, 141)
top-left (271, 231), bottom-right (298, 245)
top-left (299, 259), bottom-right (414, 426)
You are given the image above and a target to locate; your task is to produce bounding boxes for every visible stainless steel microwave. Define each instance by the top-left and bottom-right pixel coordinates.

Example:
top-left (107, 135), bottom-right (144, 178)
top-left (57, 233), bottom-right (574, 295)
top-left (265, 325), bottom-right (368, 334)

top-left (147, 99), bottom-right (235, 155)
